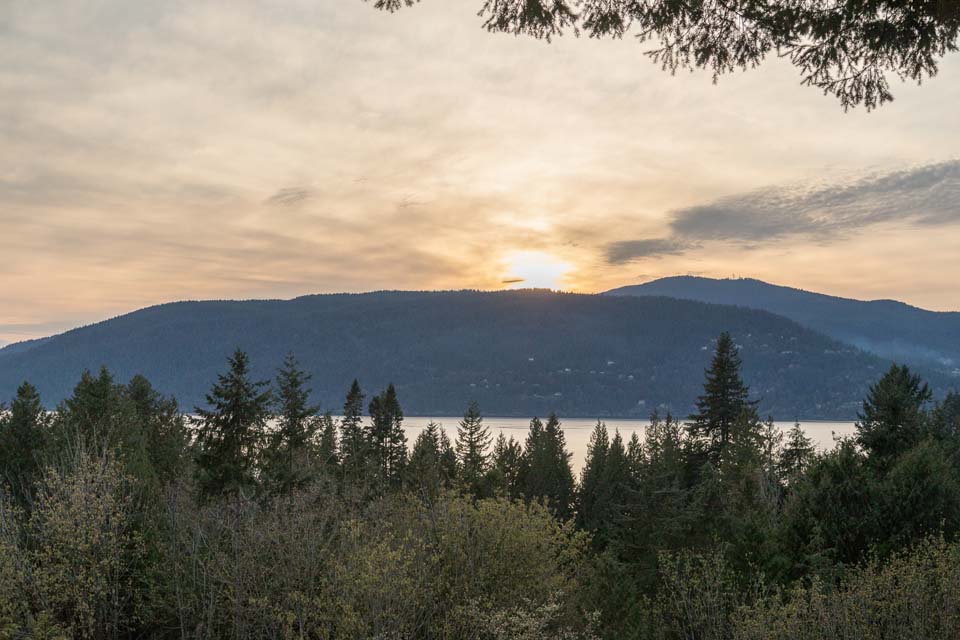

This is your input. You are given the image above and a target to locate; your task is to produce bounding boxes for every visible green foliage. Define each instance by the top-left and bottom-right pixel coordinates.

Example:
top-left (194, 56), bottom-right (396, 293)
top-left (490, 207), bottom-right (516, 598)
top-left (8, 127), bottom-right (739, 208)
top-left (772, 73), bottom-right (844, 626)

top-left (262, 353), bottom-right (322, 494)
top-left (407, 421), bottom-right (448, 500)
top-left (339, 378), bottom-right (367, 482)
top-left (0, 451), bottom-right (143, 640)
top-left (5, 346), bottom-right (960, 639)
top-left (736, 537), bottom-right (960, 639)
top-left (317, 411), bottom-right (339, 469)
top-left (779, 422), bottom-right (816, 484)
top-left (577, 421), bottom-right (609, 534)
top-left (367, 383), bottom-right (407, 490)
top-left (856, 364), bottom-right (933, 467)
top-left (368, 0), bottom-right (960, 109)
top-left (490, 432), bottom-right (524, 499)
top-left (0, 381), bottom-right (49, 508)
top-left (161, 488), bottom-right (594, 639)
top-left (687, 332), bottom-right (759, 467)
top-left (456, 401), bottom-right (492, 496)
top-left (193, 349), bottom-right (271, 499)
top-left (520, 413), bottom-right (576, 520)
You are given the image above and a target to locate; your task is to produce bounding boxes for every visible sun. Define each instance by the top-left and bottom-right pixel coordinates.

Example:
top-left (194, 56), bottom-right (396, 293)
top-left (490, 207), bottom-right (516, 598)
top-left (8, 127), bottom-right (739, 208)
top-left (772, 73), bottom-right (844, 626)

top-left (501, 251), bottom-right (573, 290)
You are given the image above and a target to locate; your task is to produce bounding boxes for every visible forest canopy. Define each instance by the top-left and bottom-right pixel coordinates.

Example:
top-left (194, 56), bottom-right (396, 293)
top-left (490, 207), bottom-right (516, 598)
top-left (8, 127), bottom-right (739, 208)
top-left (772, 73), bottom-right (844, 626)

top-left (2, 333), bottom-right (960, 637)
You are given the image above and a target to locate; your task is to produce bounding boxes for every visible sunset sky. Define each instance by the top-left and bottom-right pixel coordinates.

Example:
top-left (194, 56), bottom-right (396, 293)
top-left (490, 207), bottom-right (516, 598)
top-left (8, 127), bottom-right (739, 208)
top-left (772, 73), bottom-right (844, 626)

top-left (2, 0), bottom-right (960, 346)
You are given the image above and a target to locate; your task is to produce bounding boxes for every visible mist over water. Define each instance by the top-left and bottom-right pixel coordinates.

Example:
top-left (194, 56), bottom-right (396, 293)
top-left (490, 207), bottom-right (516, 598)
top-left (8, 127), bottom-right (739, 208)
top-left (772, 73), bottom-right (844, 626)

top-left (400, 417), bottom-right (857, 474)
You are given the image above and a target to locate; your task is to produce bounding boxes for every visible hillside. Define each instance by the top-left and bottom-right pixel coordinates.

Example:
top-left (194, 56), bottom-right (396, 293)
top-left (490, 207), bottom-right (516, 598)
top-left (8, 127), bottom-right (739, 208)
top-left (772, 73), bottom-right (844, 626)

top-left (607, 276), bottom-right (960, 373)
top-left (1, 289), bottom-right (945, 419)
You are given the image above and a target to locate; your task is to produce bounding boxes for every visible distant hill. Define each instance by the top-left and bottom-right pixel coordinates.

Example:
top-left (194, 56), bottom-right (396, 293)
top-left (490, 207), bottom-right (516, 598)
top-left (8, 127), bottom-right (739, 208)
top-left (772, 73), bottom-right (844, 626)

top-left (607, 277), bottom-right (960, 374)
top-left (0, 289), bottom-right (947, 420)
top-left (0, 336), bottom-right (52, 358)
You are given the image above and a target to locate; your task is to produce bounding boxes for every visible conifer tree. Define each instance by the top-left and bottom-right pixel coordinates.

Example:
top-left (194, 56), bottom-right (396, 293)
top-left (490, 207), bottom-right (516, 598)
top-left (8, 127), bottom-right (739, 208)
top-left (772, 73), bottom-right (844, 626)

top-left (193, 349), bottom-right (271, 498)
top-left (491, 432), bottom-right (524, 498)
top-left (456, 401), bottom-right (491, 495)
top-left (933, 392), bottom-right (960, 438)
top-left (0, 381), bottom-right (48, 508)
top-left (687, 332), bottom-right (758, 466)
top-left (55, 366), bottom-right (125, 453)
top-left (856, 364), bottom-right (932, 468)
top-left (368, 384), bottom-right (407, 489)
top-left (437, 425), bottom-right (458, 486)
top-left (520, 413), bottom-right (575, 519)
top-left (263, 353), bottom-right (321, 494)
top-left (339, 379), bottom-right (367, 482)
top-left (317, 412), bottom-right (339, 470)
top-left (779, 422), bottom-right (816, 483)
top-left (577, 420), bottom-right (610, 532)
top-left (407, 421), bottom-right (444, 498)
top-left (125, 373), bottom-right (188, 489)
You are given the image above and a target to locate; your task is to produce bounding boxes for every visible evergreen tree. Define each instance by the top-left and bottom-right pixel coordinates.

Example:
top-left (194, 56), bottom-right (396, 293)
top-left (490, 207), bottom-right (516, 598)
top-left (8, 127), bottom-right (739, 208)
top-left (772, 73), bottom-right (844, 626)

top-left (125, 373), bottom-right (188, 489)
top-left (437, 425), bottom-right (458, 486)
top-left (932, 392), bottom-right (960, 439)
top-left (0, 381), bottom-right (48, 508)
top-left (368, 384), bottom-right (407, 489)
top-left (856, 364), bottom-right (932, 468)
top-left (490, 432), bottom-right (524, 499)
top-left (779, 422), bottom-right (816, 484)
top-left (339, 379), bottom-right (367, 482)
top-left (780, 439), bottom-right (878, 573)
top-left (620, 413), bottom-right (690, 561)
top-left (687, 332), bottom-right (758, 466)
top-left (54, 366), bottom-right (125, 453)
top-left (456, 401), bottom-right (491, 495)
top-left (407, 421), bottom-right (444, 499)
top-left (317, 412), bottom-right (339, 469)
top-left (577, 420), bottom-right (610, 533)
top-left (193, 350), bottom-right (271, 498)
top-left (520, 413), bottom-right (575, 519)
top-left (263, 353), bottom-right (321, 494)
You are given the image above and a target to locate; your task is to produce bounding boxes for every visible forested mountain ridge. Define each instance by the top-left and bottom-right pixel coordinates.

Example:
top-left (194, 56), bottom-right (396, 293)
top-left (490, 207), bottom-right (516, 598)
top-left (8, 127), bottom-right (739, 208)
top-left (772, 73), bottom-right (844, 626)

top-left (607, 276), bottom-right (960, 372)
top-left (0, 289), bottom-right (949, 419)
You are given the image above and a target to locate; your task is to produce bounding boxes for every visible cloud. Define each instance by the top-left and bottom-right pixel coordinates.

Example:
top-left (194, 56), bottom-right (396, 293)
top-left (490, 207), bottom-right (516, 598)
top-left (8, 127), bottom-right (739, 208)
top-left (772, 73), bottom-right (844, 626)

top-left (607, 160), bottom-right (960, 263)
top-left (606, 238), bottom-right (693, 263)
top-left (670, 160), bottom-right (960, 242)
top-left (3, 0), bottom-right (960, 337)
top-left (264, 187), bottom-right (316, 207)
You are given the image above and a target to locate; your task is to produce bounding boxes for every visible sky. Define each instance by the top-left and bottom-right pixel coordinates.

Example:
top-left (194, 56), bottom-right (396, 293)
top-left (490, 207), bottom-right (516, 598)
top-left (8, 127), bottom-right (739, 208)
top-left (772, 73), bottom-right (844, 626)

top-left (2, 0), bottom-right (960, 346)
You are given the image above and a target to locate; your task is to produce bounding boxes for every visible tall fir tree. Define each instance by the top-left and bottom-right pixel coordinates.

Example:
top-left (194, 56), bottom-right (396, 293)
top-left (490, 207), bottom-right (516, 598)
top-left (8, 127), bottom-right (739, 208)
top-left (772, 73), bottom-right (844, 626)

top-left (193, 350), bottom-right (271, 499)
top-left (520, 413), bottom-right (576, 520)
top-left (779, 422), bottom-right (816, 484)
top-left (456, 401), bottom-right (491, 495)
top-left (0, 381), bottom-right (48, 508)
top-left (686, 332), bottom-right (758, 466)
top-left (263, 353), bottom-right (321, 494)
top-left (407, 421), bottom-right (444, 499)
top-left (367, 384), bottom-right (407, 490)
top-left (577, 420), bottom-right (610, 533)
top-left (54, 366), bottom-right (125, 454)
top-left (491, 432), bottom-right (524, 499)
top-left (437, 425), bottom-right (458, 486)
top-left (317, 412), bottom-right (339, 470)
top-left (125, 373), bottom-right (188, 490)
top-left (856, 364), bottom-right (932, 468)
top-left (933, 391), bottom-right (960, 438)
top-left (339, 379), bottom-right (367, 482)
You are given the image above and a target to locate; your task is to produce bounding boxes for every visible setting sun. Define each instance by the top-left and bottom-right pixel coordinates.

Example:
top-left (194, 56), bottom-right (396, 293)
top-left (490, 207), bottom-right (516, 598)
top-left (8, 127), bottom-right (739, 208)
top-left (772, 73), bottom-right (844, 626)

top-left (501, 251), bottom-right (573, 290)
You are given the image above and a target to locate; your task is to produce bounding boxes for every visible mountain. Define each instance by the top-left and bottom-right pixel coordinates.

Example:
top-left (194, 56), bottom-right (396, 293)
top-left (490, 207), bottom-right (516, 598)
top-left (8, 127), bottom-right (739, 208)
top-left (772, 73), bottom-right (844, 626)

top-left (607, 277), bottom-right (960, 374)
top-left (0, 336), bottom-right (52, 358)
top-left (0, 289), bottom-right (948, 420)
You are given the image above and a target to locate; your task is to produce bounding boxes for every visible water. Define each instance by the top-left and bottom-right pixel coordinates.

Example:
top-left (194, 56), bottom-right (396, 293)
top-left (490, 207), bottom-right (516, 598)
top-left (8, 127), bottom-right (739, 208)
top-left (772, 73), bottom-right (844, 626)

top-left (400, 417), bottom-right (857, 474)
